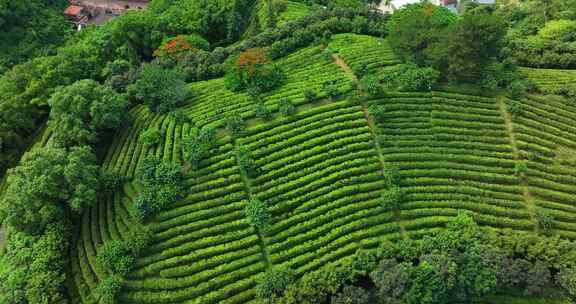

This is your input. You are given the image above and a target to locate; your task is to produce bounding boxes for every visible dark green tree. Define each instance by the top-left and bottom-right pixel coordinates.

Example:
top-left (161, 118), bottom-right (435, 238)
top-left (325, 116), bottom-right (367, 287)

top-left (48, 79), bottom-right (127, 146)
top-left (128, 64), bottom-right (189, 114)
top-left (0, 146), bottom-right (98, 233)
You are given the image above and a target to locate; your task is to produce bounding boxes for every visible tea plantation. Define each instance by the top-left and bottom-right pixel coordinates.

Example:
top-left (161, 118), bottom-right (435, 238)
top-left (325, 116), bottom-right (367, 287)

top-left (2, 1), bottom-right (576, 303)
top-left (61, 33), bottom-right (576, 303)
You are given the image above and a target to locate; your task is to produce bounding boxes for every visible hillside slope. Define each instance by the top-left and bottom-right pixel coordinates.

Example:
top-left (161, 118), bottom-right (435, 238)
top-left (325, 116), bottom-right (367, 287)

top-left (68, 34), bottom-right (576, 303)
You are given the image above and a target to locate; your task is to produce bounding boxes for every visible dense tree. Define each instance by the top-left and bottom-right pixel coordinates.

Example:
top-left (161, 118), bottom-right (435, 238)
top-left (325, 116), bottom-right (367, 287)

top-left (330, 285), bottom-right (372, 304)
top-left (48, 79), bottom-right (127, 146)
top-left (225, 48), bottom-right (285, 93)
top-left (132, 158), bottom-right (184, 221)
top-left (127, 64), bottom-right (189, 114)
top-left (427, 12), bottom-right (506, 82)
top-left (182, 126), bottom-right (216, 169)
top-left (386, 3), bottom-right (457, 64)
top-left (256, 266), bottom-right (295, 300)
top-left (0, 146), bottom-right (98, 233)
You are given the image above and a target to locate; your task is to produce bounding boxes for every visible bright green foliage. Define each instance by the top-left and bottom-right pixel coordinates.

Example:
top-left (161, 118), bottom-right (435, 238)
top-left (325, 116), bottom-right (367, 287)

top-left (140, 128), bottom-right (163, 147)
top-left (128, 64), bottom-right (189, 114)
top-left (48, 79), bottom-right (127, 146)
top-left (520, 67), bottom-right (576, 97)
top-left (539, 20), bottom-right (576, 42)
top-left (329, 34), bottom-right (402, 82)
top-left (96, 275), bottom-right (123, 304)
top-left (256, 266), bottom-right (295, 299)
top-left (0, 146), bottom-right (98, 233)
top-left (245, 199), bottom-right (270, 229)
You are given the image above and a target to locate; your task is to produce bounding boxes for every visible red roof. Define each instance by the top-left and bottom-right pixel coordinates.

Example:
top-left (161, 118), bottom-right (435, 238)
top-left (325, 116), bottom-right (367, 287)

top-left (64, 5), bottom-right (84, 16)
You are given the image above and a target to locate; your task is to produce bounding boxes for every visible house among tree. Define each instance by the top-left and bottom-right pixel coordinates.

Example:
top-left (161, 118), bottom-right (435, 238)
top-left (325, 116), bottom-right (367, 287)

top-left (64, 5), bottom-right (89, 22)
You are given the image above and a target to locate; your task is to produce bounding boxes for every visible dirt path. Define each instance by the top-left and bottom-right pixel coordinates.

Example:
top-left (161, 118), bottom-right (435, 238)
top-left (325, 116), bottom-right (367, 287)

top-left (497, 96), bottom-right (539, 233)
top-left (332, 54), bottom-right (358, 82)
top-left (333, 53), bottom-right (408, 239)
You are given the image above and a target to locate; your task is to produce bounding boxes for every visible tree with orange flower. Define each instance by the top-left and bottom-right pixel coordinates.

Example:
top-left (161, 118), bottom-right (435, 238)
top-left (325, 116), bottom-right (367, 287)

top-left (225, 48), bottom-right (285, 92)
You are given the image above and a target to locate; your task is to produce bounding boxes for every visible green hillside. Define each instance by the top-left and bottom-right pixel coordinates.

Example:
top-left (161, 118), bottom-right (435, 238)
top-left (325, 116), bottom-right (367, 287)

top-left (2, 1), bottom-right (576, 304)
top-left (65, 32), bottom-right (576, 303)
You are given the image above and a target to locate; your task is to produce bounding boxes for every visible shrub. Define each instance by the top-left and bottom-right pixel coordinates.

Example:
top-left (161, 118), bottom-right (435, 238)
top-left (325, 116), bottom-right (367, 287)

top-left (47, 79), bottom-right (127, 146)
top-left (383, 166), bottom-right (401, 186)
top-left (514, 161), bottom-right (527, 179)
top-left (168, 109), bottom-right (190, 124)
top-left (245, 199), bottom-right (270, 229)
top-left (383, 63), bottom-right (440, 91)
top-left (237, 145), bottom-right (257, 177)
top-left (125, 227), bottom-right (153, 256)
top-left (538, 20), bottom-right (576, 42)
top-left (322, 47), bottom-right (334, 62)
top-left (182, 126), bottom-right (216, 169)
top-left (368, 104), bottom-right (386, 123)
top-left (304, 89), bottom-right (318, 102)
top-left (130, 196), bottom-right (153, 222)
top-left (353, 63), bottom-right (369, 79)
top-left (536, 211), bottom-right (555, 232)
top-left (381, 186), bottom-right (403, 211)
top-left (277, 98), bottom-right (296, 116)
top-left (361, 74), bottom-right (382, 96)
top-left (97, 241), bottom-right (135, 275)
top-left (255, 102), bottom-right (273, 121)
top-left (557, 268), bottom-right (576, 298)
top-left (139, 128), bottom-right (162, 147)
top-left (330, 285), bottom-right (372, 304)
top-left (256, 266), bottom-right (295, 299)
top-left (132, 158), bottom-right (184, 220)
top-left (96, 275), bottom-right (123, 304)
top-left (127, 64), bottom-right (189, 114)
top-left (225, 113), bottom-right (244, 136)
top-left (507, 80), bottom-right (527, 100)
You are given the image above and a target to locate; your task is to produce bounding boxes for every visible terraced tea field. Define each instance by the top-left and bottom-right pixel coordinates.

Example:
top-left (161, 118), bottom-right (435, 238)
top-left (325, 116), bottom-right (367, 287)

top-left (67, 34), bottom-right (576, 303)
top-left (520, 67), bottom-right (576, 96)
